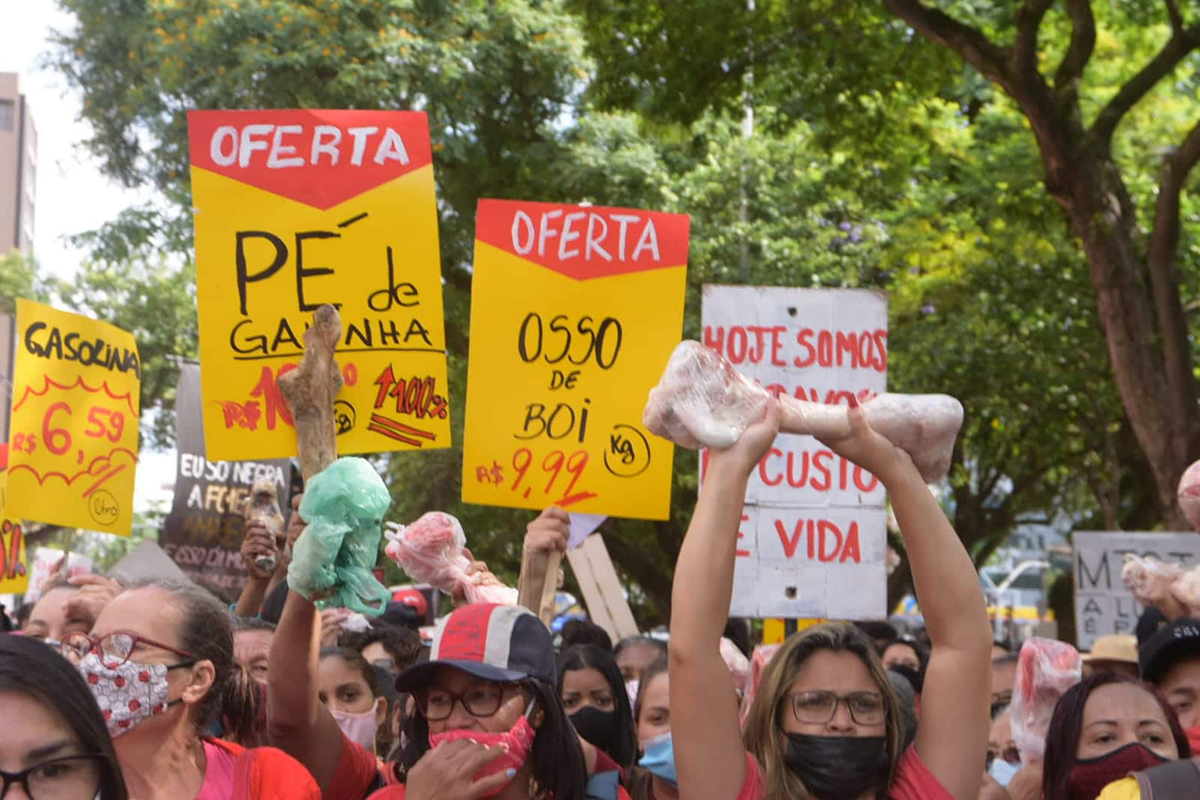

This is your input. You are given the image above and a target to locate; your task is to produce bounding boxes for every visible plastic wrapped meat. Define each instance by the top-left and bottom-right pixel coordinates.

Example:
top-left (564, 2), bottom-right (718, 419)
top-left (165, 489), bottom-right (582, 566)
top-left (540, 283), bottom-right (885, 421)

top-left (286, 457), bottom-right (393, 616)
top-left (642, 341), bottom-right (769, 451)
top-left (720, 637), bottom-right (750, 694)
top-left (642, 340), bottom-right (965, 481)
top-left (1122, 554), bottom-right (1184, 608)
top-left (1010, 637), bottom-right (1082, 761)
top-left (384, 512), bottom-right (518, 606)
top-left (1179, 459), bottom-right (1200, 532)
top-left (740, 643), bottom-right (783, 726)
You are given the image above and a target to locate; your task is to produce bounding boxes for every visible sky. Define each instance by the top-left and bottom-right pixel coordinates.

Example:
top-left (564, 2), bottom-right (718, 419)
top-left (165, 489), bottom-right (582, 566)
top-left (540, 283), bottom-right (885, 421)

top-left (2, 1), bottom-right (177, 514)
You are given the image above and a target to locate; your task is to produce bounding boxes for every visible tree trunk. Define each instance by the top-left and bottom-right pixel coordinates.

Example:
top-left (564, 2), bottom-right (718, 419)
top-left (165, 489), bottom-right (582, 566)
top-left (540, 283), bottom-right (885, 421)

top-left (1029, 117), bottom-right (1197, 528)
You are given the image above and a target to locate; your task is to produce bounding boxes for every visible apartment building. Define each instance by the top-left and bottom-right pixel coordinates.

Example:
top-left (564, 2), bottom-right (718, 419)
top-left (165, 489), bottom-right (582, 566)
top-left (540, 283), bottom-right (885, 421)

top-left (0, 72), bottom-right (36, 257)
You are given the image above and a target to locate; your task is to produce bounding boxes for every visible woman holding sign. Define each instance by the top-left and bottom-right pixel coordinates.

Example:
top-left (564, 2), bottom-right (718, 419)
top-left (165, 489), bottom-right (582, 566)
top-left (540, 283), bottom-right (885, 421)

top-left (668, 399), bottom-right (992, 800)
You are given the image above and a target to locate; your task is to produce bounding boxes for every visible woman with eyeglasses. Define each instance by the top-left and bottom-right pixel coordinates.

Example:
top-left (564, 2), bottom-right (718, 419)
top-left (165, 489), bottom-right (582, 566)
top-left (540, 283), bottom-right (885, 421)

top-left (62, 578), bottom-right (319, 800)
top-left (370, 602), bottom-right (617, 800)
top-left (1, 632), bottom-right (128, 800)
top-left (669, 400), bottom-right (992, 800)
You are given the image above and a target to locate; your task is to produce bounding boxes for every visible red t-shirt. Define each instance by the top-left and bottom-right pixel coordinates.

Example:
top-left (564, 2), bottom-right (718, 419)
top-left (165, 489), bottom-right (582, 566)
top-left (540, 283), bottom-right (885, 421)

top-left (322, 734), bottom-right (392, 800)
top-left (200, 738), bottom-right (321, 800)
top-left (734, 745), bottom-right (952, 800)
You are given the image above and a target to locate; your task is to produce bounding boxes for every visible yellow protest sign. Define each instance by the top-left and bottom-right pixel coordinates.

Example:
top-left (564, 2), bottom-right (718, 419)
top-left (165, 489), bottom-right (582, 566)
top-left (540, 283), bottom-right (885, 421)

top-left (0, 457), bottom-right (29, 595)
top-left (6, 299), bottom-right (141, 535)
top-left (462, 200), bottom-right (689, 520)
top-left (188, 110), bottom-right (450, 461)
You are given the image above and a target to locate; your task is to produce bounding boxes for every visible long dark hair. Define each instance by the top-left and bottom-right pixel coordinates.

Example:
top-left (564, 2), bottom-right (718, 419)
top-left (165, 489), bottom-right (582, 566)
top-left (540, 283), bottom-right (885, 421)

top-left (399, 675), bottom-right (588, 800)
top-left (1042, 672), bottom-right (1191, 800)
top-left (557, 644), bottom-right (637, 770)
top-left (0, 634), bottom-right (129, 800)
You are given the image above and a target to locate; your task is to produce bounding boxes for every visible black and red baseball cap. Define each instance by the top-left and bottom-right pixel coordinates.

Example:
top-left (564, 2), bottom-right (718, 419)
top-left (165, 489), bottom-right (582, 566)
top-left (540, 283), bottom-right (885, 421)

top-left (395, 603), bottom-right (556, 691)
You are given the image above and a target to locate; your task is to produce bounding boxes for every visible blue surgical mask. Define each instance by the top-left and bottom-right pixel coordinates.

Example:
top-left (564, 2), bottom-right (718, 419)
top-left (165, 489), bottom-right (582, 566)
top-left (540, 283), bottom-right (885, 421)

top-left (639, 732), bottom-right (677, 786)
top-left (988, 756), bottom-right (1020, 787)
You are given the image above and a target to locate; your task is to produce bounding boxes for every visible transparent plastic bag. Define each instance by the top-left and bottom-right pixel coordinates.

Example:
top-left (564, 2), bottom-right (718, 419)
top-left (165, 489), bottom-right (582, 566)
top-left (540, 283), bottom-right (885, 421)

top-left (740, 643), bottom-right (784, 726)
top-left (1010, 637), bottom-right (1082, 761)
top-left (384, 512), bottom-right (518, 605)
top-left (721, 637), bottom-right (750, 694)
top-left (1179, 458), bottom-right (1200, 531)
top-left (1121, 554), bottom-right (1184, 608)
top-left (287, 457), bottom-right (392, 616)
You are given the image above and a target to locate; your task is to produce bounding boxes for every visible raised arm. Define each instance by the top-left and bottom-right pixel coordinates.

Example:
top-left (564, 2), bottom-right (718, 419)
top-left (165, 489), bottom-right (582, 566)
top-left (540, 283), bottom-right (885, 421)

top-left (266, 499), bottom-right (348, 791)
top-left (670, 401), bottom-right (781, 800)
top-left (820, 404), bottom-right (990, 800)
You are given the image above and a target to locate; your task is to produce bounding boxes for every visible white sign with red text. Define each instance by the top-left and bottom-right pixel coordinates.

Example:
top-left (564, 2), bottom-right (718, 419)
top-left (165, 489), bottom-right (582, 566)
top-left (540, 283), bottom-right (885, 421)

top-left (701, 286), bottom-right (888, 620)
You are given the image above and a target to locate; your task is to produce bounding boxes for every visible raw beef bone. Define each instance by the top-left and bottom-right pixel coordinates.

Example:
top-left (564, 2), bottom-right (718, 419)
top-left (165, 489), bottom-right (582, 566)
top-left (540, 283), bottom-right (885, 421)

top-left (244, 478), bottom-right (286, 573)
top-left (1179, 459), bottom-right (1200, 532)
top-left (642, 341), bottom-right (965, 481)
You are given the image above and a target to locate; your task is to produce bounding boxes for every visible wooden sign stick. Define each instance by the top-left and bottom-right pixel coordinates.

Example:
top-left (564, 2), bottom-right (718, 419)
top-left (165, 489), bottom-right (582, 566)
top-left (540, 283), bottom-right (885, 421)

top-left (518, 549), bottom-right (562, 627)
top-left (278, 304), bottom-right (343, 481)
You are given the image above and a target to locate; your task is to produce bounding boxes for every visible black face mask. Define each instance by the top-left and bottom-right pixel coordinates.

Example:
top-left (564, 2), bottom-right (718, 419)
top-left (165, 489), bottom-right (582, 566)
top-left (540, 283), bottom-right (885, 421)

top-left (784, 734), bottom-right (890, 800)
top-left (570, 706), bottom-right (617, 756)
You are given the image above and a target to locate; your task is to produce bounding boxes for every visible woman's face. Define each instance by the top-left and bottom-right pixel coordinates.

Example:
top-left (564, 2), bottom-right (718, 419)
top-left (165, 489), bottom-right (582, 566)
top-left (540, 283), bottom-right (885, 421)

top-left (617, 643), bottom-right (659, 683)
top-left (561, 667), bottom-right (616, 715)
top-left (88, 587), bottom-right (201, 735)
top-left (1075, 683), bottom-right (1179, 761)
top-left (636, 672), bottom-right (670, 743)
top-left (24, 588), bottom-right (89, 647)
top-left (422, 666), bottom-right (528, 735)
top-left (318, 656), bottom-right (377, 714)
top-left (881, 643), bottom-right (920, 673)
top-left (989, 710), bottom-right (1019, 767)
top-left (0, 688), bottom-right (103, 799)
top-left (782, 650), bottom-right (887, 738)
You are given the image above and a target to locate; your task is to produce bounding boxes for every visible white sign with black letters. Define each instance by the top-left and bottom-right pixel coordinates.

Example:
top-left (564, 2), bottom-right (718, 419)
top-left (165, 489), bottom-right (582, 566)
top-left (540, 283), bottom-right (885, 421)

top-left (1073, 531), bottom-right (1200, 651)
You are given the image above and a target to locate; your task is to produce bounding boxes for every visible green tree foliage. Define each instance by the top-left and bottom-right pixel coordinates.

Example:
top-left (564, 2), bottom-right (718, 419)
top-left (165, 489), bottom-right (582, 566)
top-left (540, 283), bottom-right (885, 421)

top-left (49, 0), bottom-right (1199, 624)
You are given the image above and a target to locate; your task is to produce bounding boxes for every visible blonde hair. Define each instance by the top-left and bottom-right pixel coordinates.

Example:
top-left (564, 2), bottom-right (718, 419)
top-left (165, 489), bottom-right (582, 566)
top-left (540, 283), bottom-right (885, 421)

top-left (742, 623), bottom-right (905, 800)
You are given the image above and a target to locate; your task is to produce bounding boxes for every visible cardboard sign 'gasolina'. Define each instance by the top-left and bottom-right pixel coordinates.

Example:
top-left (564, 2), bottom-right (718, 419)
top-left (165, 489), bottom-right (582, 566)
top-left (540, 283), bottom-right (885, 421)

top-left (462, 199), bottom-right (689, 520)
top-left (188, 110), bottom-right (451, 461)
top-left (6, 299), bottom-right (141, 535)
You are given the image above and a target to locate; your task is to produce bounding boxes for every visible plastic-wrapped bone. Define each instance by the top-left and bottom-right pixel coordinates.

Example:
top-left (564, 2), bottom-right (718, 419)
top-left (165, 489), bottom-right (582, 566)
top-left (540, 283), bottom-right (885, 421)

top-left (245, 478), bottom-right (286, 573)
top-left (384, 512), bottom-right (519, 606)
top-left (1121, 554), bottom-right (1183, 608)
top-left (642, 341), bottom-right (965, 481)
top-left (1010, 637), bottom-right (1082, 761)
top-left (1178, 458), bottom-right (1200, 532)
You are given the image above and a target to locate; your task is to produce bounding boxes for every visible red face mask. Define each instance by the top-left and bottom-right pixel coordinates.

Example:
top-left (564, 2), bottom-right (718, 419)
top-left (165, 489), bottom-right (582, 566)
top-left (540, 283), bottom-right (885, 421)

top-left (1067, 743), bottom-right (1168, 800)
top-left (428, 708), bottom-right (536, 798)
top-left (1186, 723), bottom-right (1200, 755)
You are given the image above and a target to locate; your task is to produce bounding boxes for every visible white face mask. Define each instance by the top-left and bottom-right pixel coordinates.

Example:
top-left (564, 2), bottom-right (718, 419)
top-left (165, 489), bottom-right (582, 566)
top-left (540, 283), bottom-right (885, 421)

top-left (332, 699), bottom-right (382, 752)
top-left (988, 757), bottom-right (1020, 787)
top-left (78, 652), bottom-right (186, 737)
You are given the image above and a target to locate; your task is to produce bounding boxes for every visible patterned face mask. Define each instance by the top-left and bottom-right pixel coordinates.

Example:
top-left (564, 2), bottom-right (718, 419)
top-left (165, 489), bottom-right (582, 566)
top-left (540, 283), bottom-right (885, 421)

top-left (78, 652), bottom-right (192, 737)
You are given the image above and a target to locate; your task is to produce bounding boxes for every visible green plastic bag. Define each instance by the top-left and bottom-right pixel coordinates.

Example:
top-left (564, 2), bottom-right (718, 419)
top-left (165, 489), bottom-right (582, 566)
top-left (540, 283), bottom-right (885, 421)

top-left (287, 457), bottom-right (392, 616)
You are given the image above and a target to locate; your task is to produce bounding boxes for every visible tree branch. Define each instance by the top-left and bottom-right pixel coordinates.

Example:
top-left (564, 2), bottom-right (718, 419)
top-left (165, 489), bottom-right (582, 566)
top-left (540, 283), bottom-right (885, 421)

top-left (1145, 116), bottom-right (1200, 468)
top-left (882, 0), bottom-right (1012, 86)
top-left (1166, 0), bottom-right (1185, 32)
top-left (1053, 0), bottom-right (1096, 95)
top-left (1012, 0), bottom-right (1055, 86)
top-left (1089, 27), bottom-right (1200, 150)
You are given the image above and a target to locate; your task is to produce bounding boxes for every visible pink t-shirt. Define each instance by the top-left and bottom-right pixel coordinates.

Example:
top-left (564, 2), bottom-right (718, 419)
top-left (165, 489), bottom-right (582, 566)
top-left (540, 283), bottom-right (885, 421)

top-left (735, 745), bottom-right (953, 800)
top-left (196, 739), bottom-right (239, 800)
